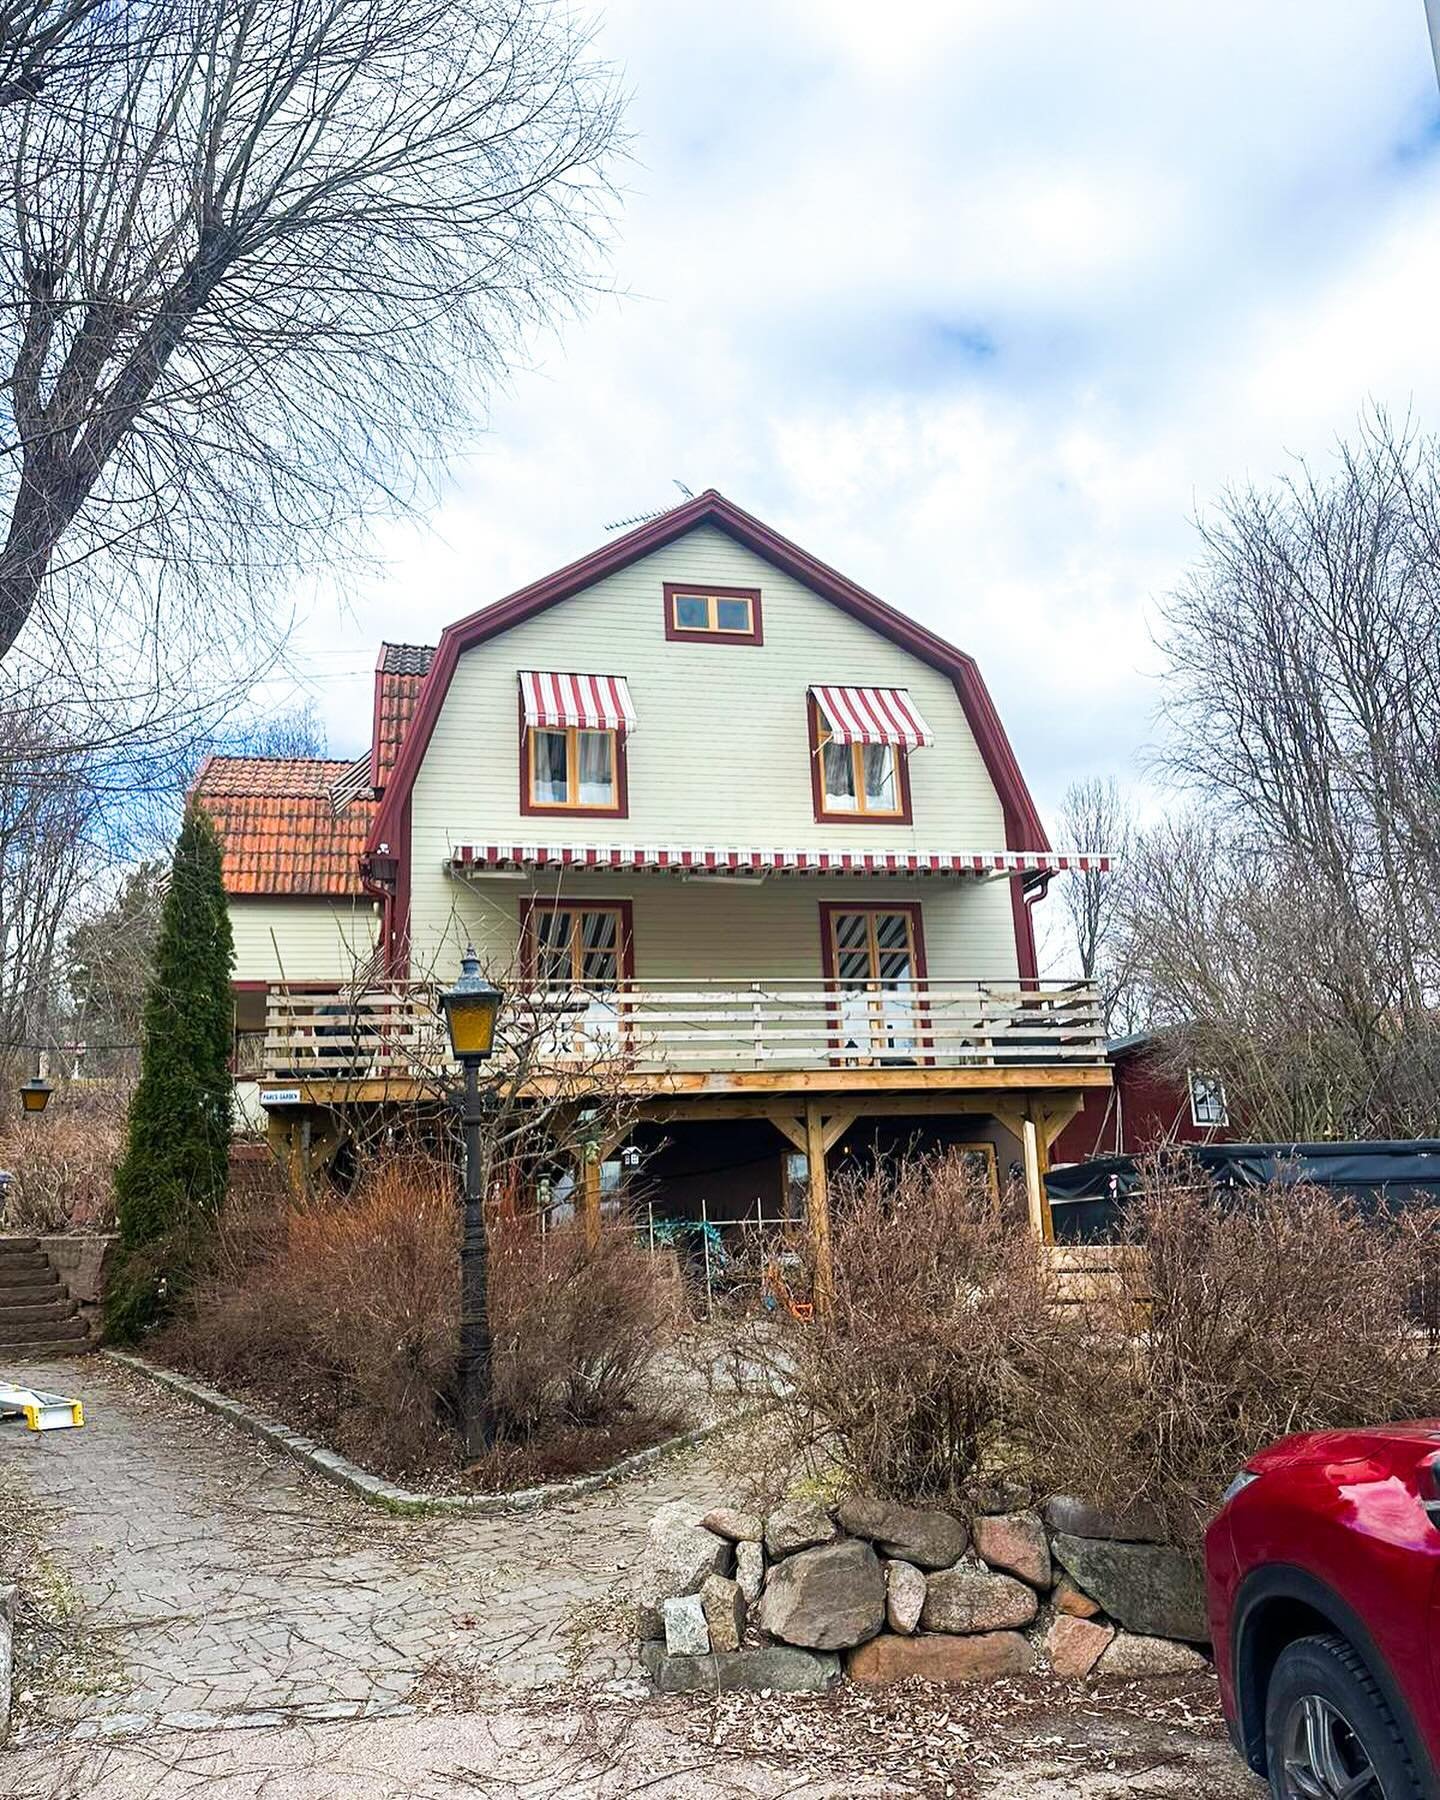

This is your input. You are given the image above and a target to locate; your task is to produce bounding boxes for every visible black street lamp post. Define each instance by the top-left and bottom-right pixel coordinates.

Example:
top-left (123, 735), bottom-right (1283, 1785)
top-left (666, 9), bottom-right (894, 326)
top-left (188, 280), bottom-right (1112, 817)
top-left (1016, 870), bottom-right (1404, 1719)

top-left (439, 946), bottom-right (504, 1461)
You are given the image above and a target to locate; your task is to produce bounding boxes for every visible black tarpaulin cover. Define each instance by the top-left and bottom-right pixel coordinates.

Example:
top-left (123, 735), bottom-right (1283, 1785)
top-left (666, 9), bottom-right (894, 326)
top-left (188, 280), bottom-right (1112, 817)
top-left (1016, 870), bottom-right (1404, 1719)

top-left (1047, 1141), bottom-right (1440, 1242)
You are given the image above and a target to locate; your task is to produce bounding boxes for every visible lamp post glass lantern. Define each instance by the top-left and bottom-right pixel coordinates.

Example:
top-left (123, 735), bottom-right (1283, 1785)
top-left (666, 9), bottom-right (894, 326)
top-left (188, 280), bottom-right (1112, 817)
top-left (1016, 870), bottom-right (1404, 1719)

top-left (441, 947), bottom-right (503, 1461)
top-left (19, 1076), bottom-right (52, 1115)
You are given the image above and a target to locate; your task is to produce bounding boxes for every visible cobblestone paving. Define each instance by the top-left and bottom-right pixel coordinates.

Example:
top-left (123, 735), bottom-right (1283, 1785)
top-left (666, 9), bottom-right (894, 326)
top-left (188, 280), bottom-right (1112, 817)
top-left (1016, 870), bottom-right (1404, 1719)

top-left (2, 1357), bottom-right (724, 1743)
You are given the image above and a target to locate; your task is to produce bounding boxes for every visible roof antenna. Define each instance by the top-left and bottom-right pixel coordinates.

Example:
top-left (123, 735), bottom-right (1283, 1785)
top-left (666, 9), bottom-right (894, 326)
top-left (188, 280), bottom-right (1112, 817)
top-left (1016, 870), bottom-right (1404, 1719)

top-left (603, 482), bottom-right (698, 533)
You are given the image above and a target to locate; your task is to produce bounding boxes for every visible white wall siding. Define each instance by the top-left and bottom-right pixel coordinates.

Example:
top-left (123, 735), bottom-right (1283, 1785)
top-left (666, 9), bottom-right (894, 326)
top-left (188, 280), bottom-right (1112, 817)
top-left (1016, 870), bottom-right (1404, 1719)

top-left (410, 872), bottom-right (1020, 989)
top-left (230, 899), bottom-right (379, 983)
top-left (409, 525), bottom-right (1020, 979)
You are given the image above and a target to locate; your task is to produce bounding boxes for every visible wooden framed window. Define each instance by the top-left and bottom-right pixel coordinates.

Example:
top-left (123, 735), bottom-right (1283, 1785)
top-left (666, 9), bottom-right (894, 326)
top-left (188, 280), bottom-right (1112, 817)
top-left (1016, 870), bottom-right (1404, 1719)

top-left (520, 723), bottom-right (627, 817)
top-left (819, 902), bottom-right (929, 1064)
top-left (663, 582), bottom-right (763, 645)
top-left (521, 900), bottom-right (634, 990)
top-left (808, 696), bottom-right (912, 824)
top-left (521, 900), bottom-right (635, 1055)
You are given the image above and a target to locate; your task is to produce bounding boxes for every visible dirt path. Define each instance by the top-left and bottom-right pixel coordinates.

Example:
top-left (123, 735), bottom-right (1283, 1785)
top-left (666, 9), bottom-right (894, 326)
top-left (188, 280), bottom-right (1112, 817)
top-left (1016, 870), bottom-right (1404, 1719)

top-left (0, 1355), bottom-right (1260, 1797)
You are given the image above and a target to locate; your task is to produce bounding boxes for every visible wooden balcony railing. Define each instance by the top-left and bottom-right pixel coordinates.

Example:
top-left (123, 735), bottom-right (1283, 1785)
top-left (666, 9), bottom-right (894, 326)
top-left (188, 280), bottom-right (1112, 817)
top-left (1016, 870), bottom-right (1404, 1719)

top-left (255, 978), bottom-right (1107, 1087)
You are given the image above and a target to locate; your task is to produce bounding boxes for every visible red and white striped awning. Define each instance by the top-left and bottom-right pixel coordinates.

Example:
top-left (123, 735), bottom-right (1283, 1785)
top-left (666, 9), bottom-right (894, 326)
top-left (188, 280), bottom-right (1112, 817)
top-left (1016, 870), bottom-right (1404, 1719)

top-left (449, 844), bottom-right (1110, 879)
top-left (519, 671), bottom-right (637, 733)
top-left (810, 685), bottom-right (934, 749)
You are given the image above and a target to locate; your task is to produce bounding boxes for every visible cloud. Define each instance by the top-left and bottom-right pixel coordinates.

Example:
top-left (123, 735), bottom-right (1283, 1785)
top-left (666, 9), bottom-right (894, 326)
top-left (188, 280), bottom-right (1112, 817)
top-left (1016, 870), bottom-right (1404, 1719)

top-left (284, 0), bottom-right (1440, 833)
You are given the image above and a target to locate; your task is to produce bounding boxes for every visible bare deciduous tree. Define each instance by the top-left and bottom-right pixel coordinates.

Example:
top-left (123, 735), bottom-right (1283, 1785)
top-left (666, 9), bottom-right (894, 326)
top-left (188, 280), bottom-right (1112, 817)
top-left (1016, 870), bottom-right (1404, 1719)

top-left (0, 1), bottom-right (115, 110)
top-left (1055, 775), bottom-right (1141, 1035)
top-left (0, 710), bottom-right (101, 1067)
top-left (0, 0), bottom-right (625, 668)
top-left (1139, 411), bottom-right (1440, 1138)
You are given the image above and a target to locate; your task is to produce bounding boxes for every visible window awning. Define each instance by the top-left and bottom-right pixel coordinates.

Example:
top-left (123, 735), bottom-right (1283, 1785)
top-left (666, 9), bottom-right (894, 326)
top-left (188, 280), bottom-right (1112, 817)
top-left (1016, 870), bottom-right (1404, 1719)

top-left (520, 671), bottom-right (637, 733)
top-left (810, 685), bottom-right (934, 749)
top-left (449, 843), bottom-right (1109, 879)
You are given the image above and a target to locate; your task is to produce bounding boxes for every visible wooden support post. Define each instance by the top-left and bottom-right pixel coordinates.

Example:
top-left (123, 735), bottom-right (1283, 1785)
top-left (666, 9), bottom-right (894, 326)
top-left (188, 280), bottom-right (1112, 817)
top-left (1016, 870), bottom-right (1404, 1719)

top-left (804, 1100), bottom-right (835, 1320)
top-left (1020, 1116), bottom-right (1043, 1238)
top-left (581, 1155), bottom-right (602, 1248)
top-left (1020, 1113), bottom-right (1054, 1242)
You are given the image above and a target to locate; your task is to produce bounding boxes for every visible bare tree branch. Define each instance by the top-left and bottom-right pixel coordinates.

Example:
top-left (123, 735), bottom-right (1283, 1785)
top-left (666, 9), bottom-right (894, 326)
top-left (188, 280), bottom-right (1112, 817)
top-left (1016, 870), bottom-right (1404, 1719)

top-left (0, 0), bottom-right (627, 677)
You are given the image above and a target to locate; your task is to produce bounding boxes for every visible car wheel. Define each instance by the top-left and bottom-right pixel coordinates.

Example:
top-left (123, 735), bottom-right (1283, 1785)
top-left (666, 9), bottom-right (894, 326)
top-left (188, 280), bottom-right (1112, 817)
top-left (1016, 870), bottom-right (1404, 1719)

top-left (1264, 1633), bottom-right (1424, 1800)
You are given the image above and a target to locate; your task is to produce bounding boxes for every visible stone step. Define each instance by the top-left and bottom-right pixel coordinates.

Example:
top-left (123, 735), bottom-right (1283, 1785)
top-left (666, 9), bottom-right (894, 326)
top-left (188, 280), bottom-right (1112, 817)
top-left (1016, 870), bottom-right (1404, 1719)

top-left (0, 1300), bottom-right (77, 1327)
top-left (0, 1237), bottom-right (40, 1253)
top-left (0, 1339), bottom-right (92, 1359)
top-left (0, 1315), bottom-right (87, 1346)
top-left (0, 1276), bottom-right (61, 1302)
top-left (0, 1254), bottom-right (53, 1278)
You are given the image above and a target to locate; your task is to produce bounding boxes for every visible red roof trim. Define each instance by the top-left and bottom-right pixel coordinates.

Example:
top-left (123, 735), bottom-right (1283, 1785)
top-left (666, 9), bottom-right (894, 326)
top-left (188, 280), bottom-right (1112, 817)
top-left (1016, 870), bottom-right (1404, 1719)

top-left (365, 491), bottom-right (1048, 867)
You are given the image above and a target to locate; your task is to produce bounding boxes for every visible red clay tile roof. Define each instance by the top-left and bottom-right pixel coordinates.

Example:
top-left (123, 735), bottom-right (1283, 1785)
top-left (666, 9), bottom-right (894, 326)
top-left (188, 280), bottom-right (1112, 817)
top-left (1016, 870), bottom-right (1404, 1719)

top-left (192, 756), bottom-right (376, 898)
top-left (373, 643), bottom-right (434, 790)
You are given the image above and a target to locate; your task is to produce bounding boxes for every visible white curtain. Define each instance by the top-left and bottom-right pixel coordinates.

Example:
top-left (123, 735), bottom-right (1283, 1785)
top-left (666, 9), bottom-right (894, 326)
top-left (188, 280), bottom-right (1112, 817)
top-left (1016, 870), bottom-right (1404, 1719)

top-left (822, 740), bottom-right (857, 808)
top-left (578, 730), bottom-right (614, 804)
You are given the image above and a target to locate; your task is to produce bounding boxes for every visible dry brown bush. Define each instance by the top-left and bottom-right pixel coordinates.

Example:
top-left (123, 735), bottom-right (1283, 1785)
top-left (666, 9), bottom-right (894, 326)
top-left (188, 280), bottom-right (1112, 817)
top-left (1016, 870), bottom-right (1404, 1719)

top-left (1034, 1160), bottom-right (1440, 1546)
top-left (712, 1151), bottom-right (1065, 1513)
top-left (161, 1154), bottom-right (681, 1481)
top-left (0, 1082), bottom-right (128, 1232)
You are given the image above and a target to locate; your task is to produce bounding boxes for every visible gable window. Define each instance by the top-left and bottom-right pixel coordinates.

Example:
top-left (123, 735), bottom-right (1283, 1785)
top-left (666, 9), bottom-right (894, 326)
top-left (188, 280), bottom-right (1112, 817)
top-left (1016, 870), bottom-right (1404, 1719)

top-left (663, 582), bottom-right (763, 645)
top-left (1189, 1071), bottom-right (1228, 1129)
top-left (519, 671), bottom-right (634, 818)
top-left (808, 687), bottom-right (933, 825)
top-left (529, 726), bottom-right (618, 810)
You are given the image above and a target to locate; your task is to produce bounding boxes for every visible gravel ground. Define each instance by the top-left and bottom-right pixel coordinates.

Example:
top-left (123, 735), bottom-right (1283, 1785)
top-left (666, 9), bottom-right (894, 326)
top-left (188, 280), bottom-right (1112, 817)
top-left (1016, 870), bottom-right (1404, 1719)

top-left (0, 1355), bottom-right (1263, 1798)
top-left (0, 1673), bottom-right (1261, 1797)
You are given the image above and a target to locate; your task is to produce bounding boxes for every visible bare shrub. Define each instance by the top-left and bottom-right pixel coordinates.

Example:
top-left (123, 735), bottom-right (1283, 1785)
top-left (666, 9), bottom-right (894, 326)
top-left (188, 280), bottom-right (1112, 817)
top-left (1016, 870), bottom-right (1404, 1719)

top-left (0, 1081), bottom-right (127, 1231)
top-left (490, 1216), bottom-right (682, 1441)
top-left (1036, 1160), bottom-right (1440, 1546)
top-left (712, 1151), bottom-right (1064, 1513)
top-left (161, 1155), bottom-right (681, 1482)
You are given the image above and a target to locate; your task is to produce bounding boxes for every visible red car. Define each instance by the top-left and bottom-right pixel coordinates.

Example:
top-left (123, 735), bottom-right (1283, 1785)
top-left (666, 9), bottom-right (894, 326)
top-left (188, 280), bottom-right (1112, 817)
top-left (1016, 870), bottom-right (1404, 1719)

top-left (1205, 1424), bottom-right (1440, 1799)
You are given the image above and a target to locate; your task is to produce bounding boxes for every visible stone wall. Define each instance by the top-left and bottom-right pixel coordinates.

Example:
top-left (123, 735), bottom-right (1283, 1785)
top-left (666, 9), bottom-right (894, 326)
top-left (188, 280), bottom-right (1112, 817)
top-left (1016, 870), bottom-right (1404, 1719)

top-left (37, 1234), bottom-right (118, 1338)
top-left (635, 1491), bottom-right (1208, 1694)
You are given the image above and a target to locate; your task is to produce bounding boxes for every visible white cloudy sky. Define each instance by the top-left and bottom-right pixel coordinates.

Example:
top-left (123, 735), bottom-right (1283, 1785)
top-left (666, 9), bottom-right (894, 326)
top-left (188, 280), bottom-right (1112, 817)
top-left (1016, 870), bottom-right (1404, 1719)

top-left (281, 0), bottom-right (1440, 828)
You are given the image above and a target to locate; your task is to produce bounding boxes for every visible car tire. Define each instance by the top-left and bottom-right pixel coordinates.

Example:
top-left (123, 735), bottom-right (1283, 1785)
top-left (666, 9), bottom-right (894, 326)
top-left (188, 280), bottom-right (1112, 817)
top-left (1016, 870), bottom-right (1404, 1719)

top-left (1264, 1633), bottom-right (1424, 1800)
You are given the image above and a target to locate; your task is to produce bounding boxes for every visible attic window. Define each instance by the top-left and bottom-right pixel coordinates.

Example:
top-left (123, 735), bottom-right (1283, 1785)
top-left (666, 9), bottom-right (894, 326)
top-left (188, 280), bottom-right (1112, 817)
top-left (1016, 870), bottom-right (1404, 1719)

top-left (663, 582), bottom-right (762, 645)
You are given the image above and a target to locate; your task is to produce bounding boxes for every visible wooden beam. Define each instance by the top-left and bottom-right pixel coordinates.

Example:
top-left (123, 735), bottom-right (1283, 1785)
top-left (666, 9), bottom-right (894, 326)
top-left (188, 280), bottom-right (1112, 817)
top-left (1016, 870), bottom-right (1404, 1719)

top-left (763, 1111), bottom-right (809, 1154)
top-left (639, 1088), bottom-right (1092, 1126)
top-left (1036, 1093), bottom-right (1085, 1150)
top-left (520, 1065), bottom-right (1113, 1100)
top-left (264, 1065), bottom-right (1114, 1112)
top-left (821, 1111), bottom-right (856, 1154)
top-left (805, 1100), bottom-right (835, 1322)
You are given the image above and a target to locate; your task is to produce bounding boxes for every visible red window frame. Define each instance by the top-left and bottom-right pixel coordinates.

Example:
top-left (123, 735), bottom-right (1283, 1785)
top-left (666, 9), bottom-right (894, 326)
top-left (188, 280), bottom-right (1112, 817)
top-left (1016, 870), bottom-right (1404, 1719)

top-left (808, 694), bottom-right (913, 825)
top-left (517, 690), bottom-right (630, 819)
top-left (663, 581), bottom-right (764, 646)
top-left (518, 898), bottom-right (637, 987)
top-left (818, 900), bottom-right (932, 1064)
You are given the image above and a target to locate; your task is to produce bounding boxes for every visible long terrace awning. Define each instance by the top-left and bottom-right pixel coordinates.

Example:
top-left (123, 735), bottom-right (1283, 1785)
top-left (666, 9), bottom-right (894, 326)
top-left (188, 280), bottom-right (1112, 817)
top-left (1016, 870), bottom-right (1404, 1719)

top-left (519, 671), bottom-right (637, 733)
top-left (809, 685), bottom-right (934, 749)
top-left (449, 843), bottom-right (1109, 879)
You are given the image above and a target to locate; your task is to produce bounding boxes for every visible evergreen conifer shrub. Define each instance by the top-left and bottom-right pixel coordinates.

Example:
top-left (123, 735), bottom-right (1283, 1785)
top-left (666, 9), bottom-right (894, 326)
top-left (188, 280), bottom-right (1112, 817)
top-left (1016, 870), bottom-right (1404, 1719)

top-left (106, 804), bottom-right (234, 1339)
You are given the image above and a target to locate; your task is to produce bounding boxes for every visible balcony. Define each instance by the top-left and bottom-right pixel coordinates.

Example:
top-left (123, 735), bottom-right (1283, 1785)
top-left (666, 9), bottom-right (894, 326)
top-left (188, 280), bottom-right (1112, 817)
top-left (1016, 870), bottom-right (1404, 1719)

top-left (249, 978), bottom-right (1108, 1099)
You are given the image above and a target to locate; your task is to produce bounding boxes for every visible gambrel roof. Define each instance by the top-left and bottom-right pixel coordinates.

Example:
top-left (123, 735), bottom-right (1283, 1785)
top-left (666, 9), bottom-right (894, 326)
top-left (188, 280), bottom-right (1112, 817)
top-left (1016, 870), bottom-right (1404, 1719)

top-left (363, 489), bottom-right (1048, 860)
